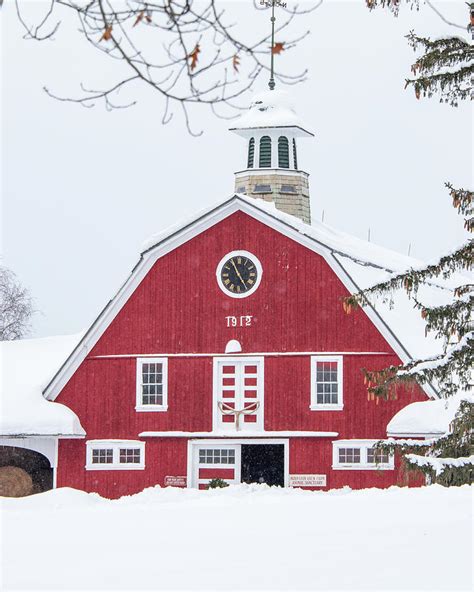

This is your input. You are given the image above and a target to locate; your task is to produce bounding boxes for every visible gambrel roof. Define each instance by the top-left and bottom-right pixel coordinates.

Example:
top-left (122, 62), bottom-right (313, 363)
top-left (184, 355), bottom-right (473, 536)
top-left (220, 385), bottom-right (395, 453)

top-left (43, 193), bottom-right (450, 402)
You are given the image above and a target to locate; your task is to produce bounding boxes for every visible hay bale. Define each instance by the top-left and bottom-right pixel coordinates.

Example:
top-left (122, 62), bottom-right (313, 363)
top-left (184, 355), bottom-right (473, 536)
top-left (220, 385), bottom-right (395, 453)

top-left (0, 466), bottom-right (33, 497)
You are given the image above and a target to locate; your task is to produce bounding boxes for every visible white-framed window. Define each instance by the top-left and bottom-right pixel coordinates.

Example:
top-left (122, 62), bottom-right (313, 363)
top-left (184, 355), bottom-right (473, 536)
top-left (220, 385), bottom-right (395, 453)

top-left (198, 448), bottom-right (236, 465)
top-left (136, 357), bottom-right (168, 412)
top-left (332, 440), bottom-right (394, 470)
top-left (310, 355), bottom-right (343, 410)
top-left (86, 440), bottom-right (145, 470)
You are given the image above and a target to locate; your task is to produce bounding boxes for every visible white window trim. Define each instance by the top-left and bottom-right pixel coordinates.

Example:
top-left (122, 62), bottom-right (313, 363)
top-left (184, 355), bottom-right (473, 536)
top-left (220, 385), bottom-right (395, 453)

top-left (86, 440), bottom-right (145, 470)
top-left (310, 355), bottom-right (343, 411)
top-left (332, 439), bottom-right (394, 471)
top-left (135, 357), bottom-right (168, 412)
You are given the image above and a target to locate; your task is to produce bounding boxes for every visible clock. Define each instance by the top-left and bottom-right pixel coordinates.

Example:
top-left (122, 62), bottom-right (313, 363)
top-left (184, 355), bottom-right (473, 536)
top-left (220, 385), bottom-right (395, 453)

top-left (216, 250), bottom-right (262, 298)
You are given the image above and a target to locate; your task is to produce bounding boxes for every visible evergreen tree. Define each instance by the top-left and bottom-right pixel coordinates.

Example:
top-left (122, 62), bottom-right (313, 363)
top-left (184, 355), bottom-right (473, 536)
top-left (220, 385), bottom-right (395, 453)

top-left (366, 0), bottom-right (474, 106)
top-left (344, 1), bottom-right (474, 486)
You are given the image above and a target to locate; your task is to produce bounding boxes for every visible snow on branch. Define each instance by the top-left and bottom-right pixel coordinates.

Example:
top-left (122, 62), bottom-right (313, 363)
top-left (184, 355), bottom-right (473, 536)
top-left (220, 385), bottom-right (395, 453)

top-left (405, 454), bottom-right (474, 476)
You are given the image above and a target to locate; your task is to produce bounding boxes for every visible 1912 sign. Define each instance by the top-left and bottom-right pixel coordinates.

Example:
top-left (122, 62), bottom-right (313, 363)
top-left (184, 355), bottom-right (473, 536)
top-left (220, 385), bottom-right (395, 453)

top-left (226, 315), bottom-right (253, 327)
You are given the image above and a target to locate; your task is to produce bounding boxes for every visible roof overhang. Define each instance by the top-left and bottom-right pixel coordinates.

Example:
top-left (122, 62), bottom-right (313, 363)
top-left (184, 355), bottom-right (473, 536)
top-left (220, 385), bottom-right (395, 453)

top-left (229, 125), bottom-right (314, 139)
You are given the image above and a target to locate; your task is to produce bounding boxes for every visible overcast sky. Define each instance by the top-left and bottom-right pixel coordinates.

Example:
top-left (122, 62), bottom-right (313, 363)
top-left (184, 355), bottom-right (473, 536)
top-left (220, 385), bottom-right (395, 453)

top-left (2, 1), bottom-right (472, 338)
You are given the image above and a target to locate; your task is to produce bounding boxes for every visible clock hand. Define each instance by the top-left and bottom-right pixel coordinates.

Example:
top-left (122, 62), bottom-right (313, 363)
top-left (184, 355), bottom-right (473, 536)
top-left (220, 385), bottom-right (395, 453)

top-left (230, 259), bottom-right (247, 290)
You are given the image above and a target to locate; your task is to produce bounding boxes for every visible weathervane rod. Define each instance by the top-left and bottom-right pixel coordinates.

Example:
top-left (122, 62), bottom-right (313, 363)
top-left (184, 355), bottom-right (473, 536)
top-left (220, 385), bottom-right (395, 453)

top-left (269, 1), bottom-right (276, 90)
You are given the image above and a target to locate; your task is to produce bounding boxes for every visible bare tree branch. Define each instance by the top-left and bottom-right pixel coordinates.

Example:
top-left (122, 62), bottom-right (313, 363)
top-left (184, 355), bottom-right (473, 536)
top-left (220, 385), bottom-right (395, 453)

top-left (0, 267), bottom-right (34, 341)
top-left (13, 0), bottom-right (323, 128)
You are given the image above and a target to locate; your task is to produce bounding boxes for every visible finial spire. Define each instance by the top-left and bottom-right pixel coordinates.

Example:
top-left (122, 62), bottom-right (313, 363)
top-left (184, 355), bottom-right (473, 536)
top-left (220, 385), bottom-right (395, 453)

top-left (261, 0), bottom-right (287, 91)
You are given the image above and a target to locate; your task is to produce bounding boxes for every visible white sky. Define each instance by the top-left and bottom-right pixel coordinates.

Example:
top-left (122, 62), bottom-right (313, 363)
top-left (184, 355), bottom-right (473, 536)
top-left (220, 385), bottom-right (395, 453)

top-left (1, 1), bottom-right (472, 338)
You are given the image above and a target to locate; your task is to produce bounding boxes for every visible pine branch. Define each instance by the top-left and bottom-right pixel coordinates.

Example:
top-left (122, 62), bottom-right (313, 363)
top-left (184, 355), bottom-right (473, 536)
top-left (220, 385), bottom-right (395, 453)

top-left (376, 400), bottom-right (474, 485)
top-left (344, 239), bottom-right (472, 311)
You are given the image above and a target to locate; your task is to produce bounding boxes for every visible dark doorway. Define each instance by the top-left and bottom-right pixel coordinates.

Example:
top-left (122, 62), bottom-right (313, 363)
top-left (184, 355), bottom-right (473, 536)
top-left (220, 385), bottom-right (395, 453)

top-left (0, 446), bottom-right (53, 497)
top-left (241, 444), bottom-right (284, 487)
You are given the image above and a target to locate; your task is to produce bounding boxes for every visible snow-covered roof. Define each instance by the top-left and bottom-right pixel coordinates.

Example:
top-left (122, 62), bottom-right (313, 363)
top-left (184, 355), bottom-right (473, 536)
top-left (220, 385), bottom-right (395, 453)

top-left (387, 392), bottom-right (472, 437)
top-left (0, 334), bottom-right (86, 437)
top-left (229, 90), bottom-right (313, 137)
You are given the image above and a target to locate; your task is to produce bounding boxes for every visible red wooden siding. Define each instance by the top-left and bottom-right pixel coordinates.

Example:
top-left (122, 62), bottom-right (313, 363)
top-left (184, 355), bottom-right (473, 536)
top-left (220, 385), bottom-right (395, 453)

top-left (55, 211), bottom-right (428, 497)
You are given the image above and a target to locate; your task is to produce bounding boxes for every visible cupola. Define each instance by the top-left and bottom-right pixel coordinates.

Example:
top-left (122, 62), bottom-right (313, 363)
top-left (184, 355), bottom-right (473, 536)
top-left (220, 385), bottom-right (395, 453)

top-left (230, 90), bottom-right (314, 224)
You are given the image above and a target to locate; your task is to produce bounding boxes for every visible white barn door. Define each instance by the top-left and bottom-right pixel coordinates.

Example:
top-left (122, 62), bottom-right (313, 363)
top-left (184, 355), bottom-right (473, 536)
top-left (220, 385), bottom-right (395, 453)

top-left (213, 357), bottom-right (264, 433)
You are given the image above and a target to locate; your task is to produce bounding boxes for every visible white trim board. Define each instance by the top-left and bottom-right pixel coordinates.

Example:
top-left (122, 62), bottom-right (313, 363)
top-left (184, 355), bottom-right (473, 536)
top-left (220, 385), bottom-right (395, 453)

top-left (90, 351), bottom-right (391, 359)
top-left (43, 194), bottom-right (438, 402)
top-left (139, 431), bottom-right (338, 438)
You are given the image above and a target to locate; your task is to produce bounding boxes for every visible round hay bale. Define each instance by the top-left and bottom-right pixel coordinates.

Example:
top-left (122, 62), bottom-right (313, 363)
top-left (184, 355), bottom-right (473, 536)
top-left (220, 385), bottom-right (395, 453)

top-left (0, 466), bottom-right (33, 497)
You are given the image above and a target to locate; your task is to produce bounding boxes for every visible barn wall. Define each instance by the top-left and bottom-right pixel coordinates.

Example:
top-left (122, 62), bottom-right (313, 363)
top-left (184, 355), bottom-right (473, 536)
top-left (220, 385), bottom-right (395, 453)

top-left (55, 211), bottom-right (428, 496)
top-left (58, 439), bottom-right (188, 499)
top-left (289, 439), bottom-right (425, 490)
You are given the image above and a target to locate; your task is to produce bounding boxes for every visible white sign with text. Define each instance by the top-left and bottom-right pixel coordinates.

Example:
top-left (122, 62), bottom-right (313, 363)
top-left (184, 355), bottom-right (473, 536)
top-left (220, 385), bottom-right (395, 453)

top-left (289, 474), bottom-right (327, 488)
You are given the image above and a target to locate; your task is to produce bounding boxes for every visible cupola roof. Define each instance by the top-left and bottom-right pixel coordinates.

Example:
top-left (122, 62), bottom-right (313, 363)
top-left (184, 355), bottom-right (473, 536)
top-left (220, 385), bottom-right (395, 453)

top-left (229, 90), bottom-right (313, 138)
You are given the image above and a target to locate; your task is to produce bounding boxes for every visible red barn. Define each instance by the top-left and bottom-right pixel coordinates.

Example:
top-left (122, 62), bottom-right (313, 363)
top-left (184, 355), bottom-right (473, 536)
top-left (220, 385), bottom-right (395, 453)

top-left (1, 91), bottom-right (449, 498)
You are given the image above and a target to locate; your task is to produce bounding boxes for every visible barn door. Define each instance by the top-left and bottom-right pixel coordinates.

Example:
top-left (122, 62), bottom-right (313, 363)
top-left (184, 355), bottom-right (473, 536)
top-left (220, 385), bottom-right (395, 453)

top-left (193, 445), bottom-right (240, 489)
top-left (213, 357), bottom-right (264, 433)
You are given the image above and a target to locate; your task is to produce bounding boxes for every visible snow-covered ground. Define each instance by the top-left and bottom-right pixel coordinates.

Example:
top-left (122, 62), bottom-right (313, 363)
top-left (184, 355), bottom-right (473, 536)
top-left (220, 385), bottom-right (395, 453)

top-left (1, 485), bottom-right (472, 591)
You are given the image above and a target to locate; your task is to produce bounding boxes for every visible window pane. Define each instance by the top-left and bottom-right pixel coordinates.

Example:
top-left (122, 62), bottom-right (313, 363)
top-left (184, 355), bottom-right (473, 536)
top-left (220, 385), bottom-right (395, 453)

top-left (367, 448), bottom-right (389, 464)
top-left (315, 359), bottom-right (339, 405)
top-left (92, 448), bottom-right (113, 464)
top-left (141, 360), bottom-right (165, 405)
top-left (119, 448), bottom-right (141, 464)
top-left (339, 448), bottom-right (360, 464)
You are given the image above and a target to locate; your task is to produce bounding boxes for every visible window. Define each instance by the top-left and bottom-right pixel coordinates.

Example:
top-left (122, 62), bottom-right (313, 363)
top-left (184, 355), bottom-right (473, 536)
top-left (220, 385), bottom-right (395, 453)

top-left (253, 184), bottom-right (272, 194)
top-left (367, 447), bottom-right (390, 465)
top-left (310, 356), bottom-right (343, 410)
top-left (199, 449), bottom-right (236, 465)
top-left (86, 441), bottom-right (145, 470)
top-left (136, 357), bottom-right (168, 412)
top-left (247, 137), bottom-right (255, 168)
top-left (293, 138), bottom-right (298, 169)
top-left (281, 184), bottom-right (297, 194)
top-left (338, 448), bottom-right (360, 464)
top-left (259, 136), bottom-right (272, 168)
top-left (278, 136), bottom-right (290, 168)
top-left (332, 440), bottom-right (394, 470)
top-left (91, 448), bottom-right (113, 464)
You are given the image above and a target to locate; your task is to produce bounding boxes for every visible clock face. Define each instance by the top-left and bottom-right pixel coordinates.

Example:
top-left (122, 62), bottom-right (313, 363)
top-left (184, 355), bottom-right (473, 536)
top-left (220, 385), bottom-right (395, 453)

top-left (216, 251), bottom-right (262, 298)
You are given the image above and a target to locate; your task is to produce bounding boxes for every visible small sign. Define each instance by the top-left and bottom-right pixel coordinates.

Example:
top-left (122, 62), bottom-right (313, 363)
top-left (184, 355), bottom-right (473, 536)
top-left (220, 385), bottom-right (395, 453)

top-left (164, 476), bottom-right (187, 487)
top-left (225, 315), bottom-right (254, 328)
top-left (289, 474), bottom-right (327, 488)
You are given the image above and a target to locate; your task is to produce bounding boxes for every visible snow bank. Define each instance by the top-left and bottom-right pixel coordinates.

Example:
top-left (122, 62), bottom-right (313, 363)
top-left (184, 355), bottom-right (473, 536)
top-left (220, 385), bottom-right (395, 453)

top-left (2, 484), bottom-right (472, 591)
top-left (387, 392), bottom-right (472, 437)
top-left (0, 334), bottom-right (85, 436)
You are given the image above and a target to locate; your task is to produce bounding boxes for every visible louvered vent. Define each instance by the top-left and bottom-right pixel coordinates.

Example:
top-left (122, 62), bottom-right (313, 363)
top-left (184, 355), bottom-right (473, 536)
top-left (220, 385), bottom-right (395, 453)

top-left (259, 136), bottom-right (272, 168)
top-left (247, 138), bottom-right (255, 168)
top-left (293, 138), bottom-right (298, 170)
top-left (278, 136), bottom-right (290, 169)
